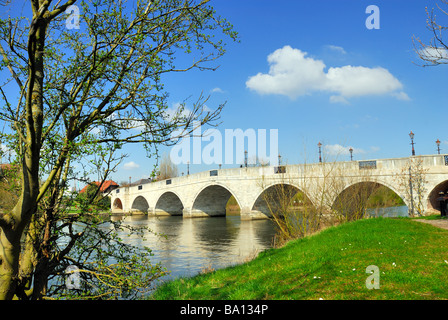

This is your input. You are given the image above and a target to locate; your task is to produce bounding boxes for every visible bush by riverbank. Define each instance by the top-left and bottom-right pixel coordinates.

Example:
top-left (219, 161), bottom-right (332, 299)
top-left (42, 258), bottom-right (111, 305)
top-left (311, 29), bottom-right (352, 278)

top-left (150, 217), bottom-right (448, 300)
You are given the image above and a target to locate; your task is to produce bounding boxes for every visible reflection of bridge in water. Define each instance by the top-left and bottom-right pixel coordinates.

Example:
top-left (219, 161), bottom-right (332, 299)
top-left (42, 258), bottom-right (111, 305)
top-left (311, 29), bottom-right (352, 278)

top-left (110, 155), bottom-right (448, 220)
top-left (112, 214), bottom-right (277, 278)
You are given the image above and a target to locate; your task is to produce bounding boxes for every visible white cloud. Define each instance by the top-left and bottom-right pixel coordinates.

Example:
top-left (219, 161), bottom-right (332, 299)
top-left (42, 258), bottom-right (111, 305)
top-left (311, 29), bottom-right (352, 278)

top-left (165, 102), bottom-right (193, 120)
top-left (417, 47), bottom-right (448, 64)
top-left (324, 144), bottom-right (379, 156)
top-left (105, 112), bottom-right (146, 131)
top-left (203, 104), bottom-right (213, 113)
top-left (246, 45), bottom-right (409, 103)
top-left (329, 95), bottom-right (349, 105)
top-left (326, 45), bottom-right (346, 54)
top-left (324, 144), bottom-right (365, 156)
top-left (246, 46), bottom-right (326, 99)
top-left (165, 102), bottom-right (214, 121)
top-left (391, 91), bottom-right (411, 101)
top-left (211, 87), bottom-right (224, 93)
top-left (127, 119), bottom-right (146, 131)
top-left (326, 65), bottom-right (409, 101)
top-left (123, 161), bottom-right (140, 170)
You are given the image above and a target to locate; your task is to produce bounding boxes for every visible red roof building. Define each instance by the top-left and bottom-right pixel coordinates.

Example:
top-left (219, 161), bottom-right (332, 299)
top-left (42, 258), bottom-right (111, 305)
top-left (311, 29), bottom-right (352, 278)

top-left (79, 180), bottom-right (119, 194)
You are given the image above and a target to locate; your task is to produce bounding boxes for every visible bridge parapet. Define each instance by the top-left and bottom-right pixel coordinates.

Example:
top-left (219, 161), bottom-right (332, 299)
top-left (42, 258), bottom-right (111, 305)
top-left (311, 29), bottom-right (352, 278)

top-left (117, 155), bottom-right (448, 192)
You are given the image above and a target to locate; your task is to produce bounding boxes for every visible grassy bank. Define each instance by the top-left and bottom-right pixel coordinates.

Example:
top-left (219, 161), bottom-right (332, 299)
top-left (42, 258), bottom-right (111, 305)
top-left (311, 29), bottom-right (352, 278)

top-left (150, 217), bottom-right (448, 300)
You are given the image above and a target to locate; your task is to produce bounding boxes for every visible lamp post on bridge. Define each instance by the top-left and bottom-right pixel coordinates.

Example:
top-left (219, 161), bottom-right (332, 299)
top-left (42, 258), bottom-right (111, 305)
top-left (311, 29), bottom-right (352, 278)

top-left (318, 142), bottom-right (322, 163)
top-left (436, 139), bottom-right (441, 155)
top-left (278, 154), bottom-right (282, 166)
top-left (409, 131), bottom-right (415, 156)
top-left (349, 147), bottom-right (353, 161)
top-left (187, 161), bottom-right (190, 175)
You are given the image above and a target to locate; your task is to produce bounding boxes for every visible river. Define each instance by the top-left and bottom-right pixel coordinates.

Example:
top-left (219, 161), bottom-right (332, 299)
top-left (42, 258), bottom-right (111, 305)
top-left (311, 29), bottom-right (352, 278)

top-left (110, 213), bottom-right (277, 284)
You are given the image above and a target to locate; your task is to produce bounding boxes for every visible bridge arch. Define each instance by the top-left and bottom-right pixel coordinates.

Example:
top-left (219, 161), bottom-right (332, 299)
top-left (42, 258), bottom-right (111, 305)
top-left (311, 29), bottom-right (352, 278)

top-left (131, 195), bottom-right (149, 213)
top-left (113, 198), bottom-right (123, 211)
top-left (191, 183), bottom-right (241, 217)
top-left (155, 191), bottom-right (184, 216)
top-left (427, 179), bottom-right (448, 211)
top-left (332, 180), bottom-right (407, 219)
top-left (251, 183), bottom-right (315, 218)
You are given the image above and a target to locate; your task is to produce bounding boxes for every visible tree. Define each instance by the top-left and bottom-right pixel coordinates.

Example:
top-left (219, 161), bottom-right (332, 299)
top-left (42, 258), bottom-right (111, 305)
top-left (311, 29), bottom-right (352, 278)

top-left (247, 155), bottom-right (270, 167)
top-left (413, 0), bottom-right (448, 65)
top-left (394, 158), bottom-right (428, 217)
top-left (0, 0), bottom-right (237, 299)
top-left (156, 153), bottom-right (178, 180)
top-left (77, 183), bottom-right (111, 212)
top-left (257, 156), bottom-right (379, 245)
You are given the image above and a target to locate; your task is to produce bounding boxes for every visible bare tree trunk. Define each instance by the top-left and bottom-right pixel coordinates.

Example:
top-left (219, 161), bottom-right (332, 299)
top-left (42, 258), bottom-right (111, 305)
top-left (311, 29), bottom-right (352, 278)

top-left (0, 8), bottom-right (47, 299)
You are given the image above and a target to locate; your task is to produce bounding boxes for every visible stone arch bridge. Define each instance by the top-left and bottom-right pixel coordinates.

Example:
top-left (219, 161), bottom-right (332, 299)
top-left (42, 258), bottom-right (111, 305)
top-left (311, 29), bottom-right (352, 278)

top-left (110, 155), bottom-right (448, 220)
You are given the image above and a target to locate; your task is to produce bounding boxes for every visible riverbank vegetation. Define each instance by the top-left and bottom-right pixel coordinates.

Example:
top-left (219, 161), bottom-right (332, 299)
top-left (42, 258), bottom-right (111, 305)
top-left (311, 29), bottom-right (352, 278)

top-left (225, 186), bottom-right (404, 216)
top-left (151, 217), bottom-right (448, 300)
top-left (366, 185), bottom-right (405, 208)
top-left (75, 184), bottom-right (111, 212)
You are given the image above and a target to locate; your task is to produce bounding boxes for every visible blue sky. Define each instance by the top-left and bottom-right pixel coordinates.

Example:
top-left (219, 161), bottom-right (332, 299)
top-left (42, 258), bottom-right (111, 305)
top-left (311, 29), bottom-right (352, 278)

top-left (2, 1), bottom-right (448, 186)
top-left (116, 0), bottom-right (448, 184)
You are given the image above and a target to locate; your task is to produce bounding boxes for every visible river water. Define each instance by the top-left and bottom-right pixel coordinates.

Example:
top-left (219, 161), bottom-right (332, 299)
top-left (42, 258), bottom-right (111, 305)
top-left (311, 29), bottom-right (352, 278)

top-left (108, 205), bottom-right (409, 286)
top-left (111, 213), bottom-right (277, 284)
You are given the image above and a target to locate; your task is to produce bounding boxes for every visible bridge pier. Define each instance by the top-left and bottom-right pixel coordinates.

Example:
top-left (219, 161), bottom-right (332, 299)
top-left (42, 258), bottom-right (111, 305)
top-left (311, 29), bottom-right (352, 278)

top-left (182, 208), bottom-right (226, 219)
top-left (183, 208), bottom-right (226, 218)
top-left (152, 208), bottom-right (183, 216)
top-left (181, 209), bottom-right (270, 220)
top-left (240, 208), bottom-right (271, 220)
top-left (130, 209), bottom-right (147, 215)
top-left (180, 205), bottom-right (270, 220)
